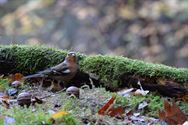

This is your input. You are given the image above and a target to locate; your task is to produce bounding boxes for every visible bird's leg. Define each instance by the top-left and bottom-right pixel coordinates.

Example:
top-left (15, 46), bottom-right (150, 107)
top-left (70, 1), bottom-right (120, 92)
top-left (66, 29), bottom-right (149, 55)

top-left (52, 80), bottom-right (63, 92)
top-left (38, 77), bottom-right (44, 90)
top-left (80, 78), bottom-right (95, 89)
top-left (47, 80), bottom-right (62, 92)
top-left (47, 79), bottom-right (54, 91)
top-left (89, 78), bottom-right (95, 89)
top-left (59, 81), bottom-right (66, 89)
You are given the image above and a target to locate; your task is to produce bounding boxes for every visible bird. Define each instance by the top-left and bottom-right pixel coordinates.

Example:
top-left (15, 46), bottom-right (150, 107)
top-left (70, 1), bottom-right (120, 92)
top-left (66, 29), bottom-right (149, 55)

top-left (24, 52), bottom-right (79, 84)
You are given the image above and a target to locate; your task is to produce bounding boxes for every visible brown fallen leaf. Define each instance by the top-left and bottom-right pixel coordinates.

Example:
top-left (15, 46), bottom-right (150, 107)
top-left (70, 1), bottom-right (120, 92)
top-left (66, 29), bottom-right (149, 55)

top-left (0, 95), bottom-right (10, 100)
top-left (107, 106), bottom-right (124, 117)
top-left (0, 95), bottom-right (10, 108)
top-left (1, 98), bottom-right (10, 109)
top-left (10, 73), bottom-right (24, 82)
top-left (98, 96), bottom-right (125, 117)
top-left (158, 100), bottom-right (187, 125)
top-left (98, 96), bottom-right (116, 115)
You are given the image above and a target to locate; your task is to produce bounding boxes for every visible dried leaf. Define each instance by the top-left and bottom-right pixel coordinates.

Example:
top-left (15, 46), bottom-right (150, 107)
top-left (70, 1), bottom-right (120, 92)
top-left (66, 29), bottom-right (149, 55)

top-left (98, 96), bottom-right (116, 115)
top-left (98, 96), bottom-right (124, 117)
top-left (158, 100), bottom-right (187, 125)
top-left (133, 112), bottom-right (140, 117)
top-left (0, 95), bottom-right (10, 100)
top-left (125, 109), bottom-right (133, 116)
top-left (134, 89), bottom-right (149, 96)
top-left (134, 81), bottom-right (149, 96)
top-left (164, 100), bottom-right (172, 116)
top-left (138, 101), bottom-right (148, 110)
top-left (0, 95), bottom-right (10, 108)
top-left (158, 110), bottom-right (165, 120)
top-left (11, 73), bottom-right (24, 81)
top-left (1, 99), bottom-right (10, 109)
top-left (130, 115), bottom-right (145, 122)
top-left (107, 106), bottom-right (124, 117)
top-left (117, 88), bottom-right (134, 97)
top-left (171, 102), bottom-right (187, 124)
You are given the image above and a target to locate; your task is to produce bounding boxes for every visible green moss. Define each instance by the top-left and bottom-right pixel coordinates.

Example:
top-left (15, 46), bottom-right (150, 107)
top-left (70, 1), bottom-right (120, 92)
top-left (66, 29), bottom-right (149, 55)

top-left (0, 105), bottom-right (51, 125)
top-left (80, 55), bottom-right (188, 88)
top-left (178, 101), bottom-right (188, 116)
top-left (60, 114), bottom-right (78, 125)
top-left (0, 78), bottom-right (10, 90)
top-left (0, 45), bottom-right (85, 74)
top-left (116, 93), bottom-right (164, 117)
top-left (0, 45), bottom-right (188, 89)
top-left (0, 45), bottom-right (67, 74)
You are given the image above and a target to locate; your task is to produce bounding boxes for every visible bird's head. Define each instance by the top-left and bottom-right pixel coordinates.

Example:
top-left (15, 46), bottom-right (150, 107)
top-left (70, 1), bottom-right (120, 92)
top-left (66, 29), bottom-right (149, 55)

top-left (65, 52), bottom-right (77, 63)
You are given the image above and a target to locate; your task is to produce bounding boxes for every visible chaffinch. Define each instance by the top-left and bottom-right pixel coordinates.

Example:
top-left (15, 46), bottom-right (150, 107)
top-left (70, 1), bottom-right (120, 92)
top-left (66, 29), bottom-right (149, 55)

top-left (24, 52), bottom-right (78, 83)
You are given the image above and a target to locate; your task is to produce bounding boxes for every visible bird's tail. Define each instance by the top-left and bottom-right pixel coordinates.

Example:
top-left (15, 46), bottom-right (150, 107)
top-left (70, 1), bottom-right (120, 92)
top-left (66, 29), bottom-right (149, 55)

top-left (23, 73), bottom-right (46, 80)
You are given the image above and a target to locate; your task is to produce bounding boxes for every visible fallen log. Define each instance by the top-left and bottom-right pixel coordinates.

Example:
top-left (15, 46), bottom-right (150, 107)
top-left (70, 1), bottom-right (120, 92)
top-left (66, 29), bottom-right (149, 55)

top-left (0, 45), bottom-right (188, 97)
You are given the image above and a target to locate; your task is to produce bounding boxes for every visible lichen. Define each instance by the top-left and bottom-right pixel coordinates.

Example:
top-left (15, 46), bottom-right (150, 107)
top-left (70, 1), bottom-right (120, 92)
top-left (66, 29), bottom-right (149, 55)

top-left (0, 45), bottom-right (188, 89)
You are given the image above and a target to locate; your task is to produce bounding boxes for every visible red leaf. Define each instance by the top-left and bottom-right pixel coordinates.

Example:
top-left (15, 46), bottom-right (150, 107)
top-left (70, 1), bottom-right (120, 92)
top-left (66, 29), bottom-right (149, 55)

top-left (107, 106), bottom-right (124, 117)
top-left (98, 96), bottom-right (116, 115)
top-left (11, 73), bottom-right (24, 81)
top-left (158, 110), bottom-right (165, 120)
top-left (164, 100), bottom-right (173, 116)
top-left (158, 100), bottom-right (187, 125)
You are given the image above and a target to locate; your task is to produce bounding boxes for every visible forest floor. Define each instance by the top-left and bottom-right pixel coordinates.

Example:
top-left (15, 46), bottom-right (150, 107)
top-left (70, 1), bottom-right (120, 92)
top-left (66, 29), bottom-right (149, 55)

top-left (0, 77), bottom-right (188, 125)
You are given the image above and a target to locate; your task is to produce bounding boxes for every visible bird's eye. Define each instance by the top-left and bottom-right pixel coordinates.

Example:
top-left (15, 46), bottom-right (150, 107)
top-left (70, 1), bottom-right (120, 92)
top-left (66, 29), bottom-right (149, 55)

top-left (67, 52), bottom-right (76, 58)
top-left (71, 53), bottom-right (76, 56)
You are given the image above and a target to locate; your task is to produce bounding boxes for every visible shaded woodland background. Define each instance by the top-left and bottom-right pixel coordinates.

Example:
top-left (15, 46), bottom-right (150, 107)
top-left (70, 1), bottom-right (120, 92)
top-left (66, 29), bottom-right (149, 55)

top-left (0, 0), bottom-right (188, 67)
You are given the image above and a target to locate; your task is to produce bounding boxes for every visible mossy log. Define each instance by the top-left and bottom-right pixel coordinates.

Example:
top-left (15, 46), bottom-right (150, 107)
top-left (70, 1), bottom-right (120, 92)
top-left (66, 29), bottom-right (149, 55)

top-left (0, 45), bottom-right (188, 97)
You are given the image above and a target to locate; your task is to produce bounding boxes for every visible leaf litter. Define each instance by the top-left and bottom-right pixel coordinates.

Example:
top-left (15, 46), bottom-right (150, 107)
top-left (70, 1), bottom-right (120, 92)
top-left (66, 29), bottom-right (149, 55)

top-left (0, 75), bottom-right (188, 124)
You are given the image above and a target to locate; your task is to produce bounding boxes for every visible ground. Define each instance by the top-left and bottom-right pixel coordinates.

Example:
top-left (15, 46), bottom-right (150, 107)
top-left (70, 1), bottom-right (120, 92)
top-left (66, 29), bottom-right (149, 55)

top-left (0, 78), bottom-right (188, 125)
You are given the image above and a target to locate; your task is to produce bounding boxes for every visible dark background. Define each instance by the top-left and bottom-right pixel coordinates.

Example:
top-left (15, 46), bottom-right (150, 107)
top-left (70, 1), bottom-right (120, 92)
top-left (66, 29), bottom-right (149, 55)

top-left (0, 0), bottom-right (188, 67)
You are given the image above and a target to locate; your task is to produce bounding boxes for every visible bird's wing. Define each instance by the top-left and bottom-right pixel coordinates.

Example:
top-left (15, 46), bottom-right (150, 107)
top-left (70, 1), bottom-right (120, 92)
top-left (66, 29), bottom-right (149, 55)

top-left (51, 62), bottom-right (71, 74)
top-left (24, 60), bottom-right (72, 79)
